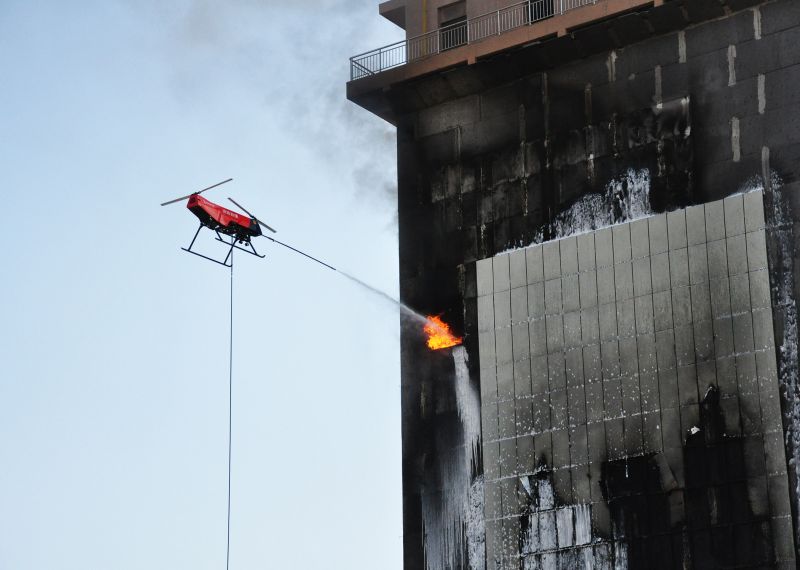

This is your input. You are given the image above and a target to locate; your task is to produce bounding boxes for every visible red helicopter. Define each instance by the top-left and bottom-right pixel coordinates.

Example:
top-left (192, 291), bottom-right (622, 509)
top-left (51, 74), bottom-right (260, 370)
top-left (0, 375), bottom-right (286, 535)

top-left (161, 178), bottom-right (335, 270)
top-left (161, 178), bottom-right (277, 266)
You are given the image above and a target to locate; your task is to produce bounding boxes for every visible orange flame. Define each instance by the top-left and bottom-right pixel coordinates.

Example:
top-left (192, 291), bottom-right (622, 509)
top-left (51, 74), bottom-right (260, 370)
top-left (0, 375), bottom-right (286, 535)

top-left (424, 315), bottom-right (463, 350)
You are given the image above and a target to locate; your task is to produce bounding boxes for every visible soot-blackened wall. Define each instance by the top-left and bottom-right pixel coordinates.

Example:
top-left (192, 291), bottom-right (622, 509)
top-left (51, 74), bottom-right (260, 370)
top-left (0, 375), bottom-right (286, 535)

top-left (391, 1), bottom-right (800, 568)
top-left (475, 192), bottom-right (792, 568)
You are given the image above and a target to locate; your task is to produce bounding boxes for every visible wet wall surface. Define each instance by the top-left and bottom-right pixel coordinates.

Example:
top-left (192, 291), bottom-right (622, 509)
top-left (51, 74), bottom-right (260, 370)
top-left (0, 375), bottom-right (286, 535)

top-left (386, 0), bottom-right (800, 567)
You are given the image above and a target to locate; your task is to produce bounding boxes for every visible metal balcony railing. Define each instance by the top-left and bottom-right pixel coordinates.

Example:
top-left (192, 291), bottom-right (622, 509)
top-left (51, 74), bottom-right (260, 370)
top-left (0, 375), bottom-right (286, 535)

top-left (350, 0), bottom-right (598, 80)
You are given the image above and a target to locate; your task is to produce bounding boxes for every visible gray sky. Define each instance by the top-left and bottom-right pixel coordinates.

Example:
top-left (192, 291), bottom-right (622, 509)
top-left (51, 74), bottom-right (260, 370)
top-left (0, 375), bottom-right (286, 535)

top-left (0, 2), bottom-right (405, 568)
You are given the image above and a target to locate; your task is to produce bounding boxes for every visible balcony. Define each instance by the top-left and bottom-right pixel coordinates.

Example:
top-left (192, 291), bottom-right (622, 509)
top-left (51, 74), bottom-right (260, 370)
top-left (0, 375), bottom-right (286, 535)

top-left (350, 0), bottom-right (599, 81)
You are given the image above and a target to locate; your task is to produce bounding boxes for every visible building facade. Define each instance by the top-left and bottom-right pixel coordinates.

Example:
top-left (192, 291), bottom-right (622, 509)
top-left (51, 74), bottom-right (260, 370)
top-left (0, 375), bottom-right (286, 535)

top-left (348, 0), bottom-right (800, 568)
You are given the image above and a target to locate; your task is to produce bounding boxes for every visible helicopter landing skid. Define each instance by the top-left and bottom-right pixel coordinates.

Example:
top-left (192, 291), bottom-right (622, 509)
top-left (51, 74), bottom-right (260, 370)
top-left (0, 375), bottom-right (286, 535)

top-left (181, 224), bottom-right (265, 267)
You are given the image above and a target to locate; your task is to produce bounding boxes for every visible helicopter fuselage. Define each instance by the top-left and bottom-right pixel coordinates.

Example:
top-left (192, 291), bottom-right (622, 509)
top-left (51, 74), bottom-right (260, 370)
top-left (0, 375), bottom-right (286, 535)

top-left (187, 194), bottom-right (262, 242)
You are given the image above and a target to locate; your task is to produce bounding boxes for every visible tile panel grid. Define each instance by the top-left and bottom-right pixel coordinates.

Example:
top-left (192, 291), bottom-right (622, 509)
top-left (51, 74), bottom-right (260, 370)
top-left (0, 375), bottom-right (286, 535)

top-left (476, 191), bottom-right (791, 564)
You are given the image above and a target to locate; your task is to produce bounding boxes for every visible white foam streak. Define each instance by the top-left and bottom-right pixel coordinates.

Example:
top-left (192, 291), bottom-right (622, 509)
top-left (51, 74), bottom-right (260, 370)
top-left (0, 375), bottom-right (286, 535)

top-left (518, 476), bottom-right (628, 569)
top-left (421, 347), bottom-right (485, 570)
top-left (454, 346), bottom-right (481, 473)
top-left (764, 174), bottom-right (800, 546)
top-left (532, 168), bottom-right (652, 245)
top-left (574, 504), bottom-right (592, 546)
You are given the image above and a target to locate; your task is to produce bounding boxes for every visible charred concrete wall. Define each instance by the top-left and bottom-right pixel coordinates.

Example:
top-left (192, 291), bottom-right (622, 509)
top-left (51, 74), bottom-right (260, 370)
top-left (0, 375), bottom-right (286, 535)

top-left (390, 0), bottom-right (800, 568)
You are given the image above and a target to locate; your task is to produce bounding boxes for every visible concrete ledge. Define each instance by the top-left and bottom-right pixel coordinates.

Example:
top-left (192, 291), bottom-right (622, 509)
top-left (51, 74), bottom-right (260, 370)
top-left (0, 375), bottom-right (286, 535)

top-left (347, 0), bottom-right (757, 124)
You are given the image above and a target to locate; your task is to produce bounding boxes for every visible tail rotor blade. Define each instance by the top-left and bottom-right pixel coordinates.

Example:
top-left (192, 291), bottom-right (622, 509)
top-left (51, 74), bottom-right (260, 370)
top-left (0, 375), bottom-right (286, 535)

top-left (160, 178), bottom-right (233, 206)
top-left (228, 197), bottom-right (277, 233)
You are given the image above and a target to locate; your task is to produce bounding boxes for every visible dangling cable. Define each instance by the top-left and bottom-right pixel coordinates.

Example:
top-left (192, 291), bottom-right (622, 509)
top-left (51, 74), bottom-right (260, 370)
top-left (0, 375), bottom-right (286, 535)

top-left (226, 248), bottom-right (233, 570)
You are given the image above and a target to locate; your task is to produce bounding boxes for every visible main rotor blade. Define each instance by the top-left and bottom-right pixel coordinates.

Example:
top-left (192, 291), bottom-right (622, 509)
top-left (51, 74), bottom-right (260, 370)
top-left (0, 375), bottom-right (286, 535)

top-left (228, 197), bottom-right (277, 233)
top-left (160, 193), bottom-right (195, 207)
top-left (160, 178), bottom-right (233, 206)
top-left (256, 218), bottom-right (277, 234)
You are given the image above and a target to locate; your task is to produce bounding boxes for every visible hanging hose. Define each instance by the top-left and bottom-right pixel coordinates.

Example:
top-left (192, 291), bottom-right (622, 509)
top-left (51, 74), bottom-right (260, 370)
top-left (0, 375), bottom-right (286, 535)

top-left (226, 250), bottom-right (233, 570)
